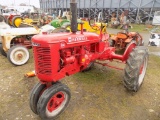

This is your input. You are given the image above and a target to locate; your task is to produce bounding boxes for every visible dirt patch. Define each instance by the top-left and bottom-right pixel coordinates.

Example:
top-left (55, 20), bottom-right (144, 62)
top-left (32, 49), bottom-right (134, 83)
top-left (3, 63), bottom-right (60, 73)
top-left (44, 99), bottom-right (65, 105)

top-left (0, 33), bottom-right (160, 120)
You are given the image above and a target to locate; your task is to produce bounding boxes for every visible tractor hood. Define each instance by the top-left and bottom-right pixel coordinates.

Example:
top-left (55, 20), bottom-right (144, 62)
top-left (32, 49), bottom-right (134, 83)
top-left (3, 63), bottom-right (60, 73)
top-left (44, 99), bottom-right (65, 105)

top-left (0, 27), bottom-right (39, 36)
top-left (32, 32), bottom-right (100, 47)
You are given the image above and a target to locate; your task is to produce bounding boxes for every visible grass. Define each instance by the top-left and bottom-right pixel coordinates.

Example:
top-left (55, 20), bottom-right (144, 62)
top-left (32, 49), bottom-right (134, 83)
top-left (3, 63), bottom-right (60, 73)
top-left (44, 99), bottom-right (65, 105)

top-left (129, 24), bottom-right (148, 32)
top-left (108, 23), bottom-right (156, 33)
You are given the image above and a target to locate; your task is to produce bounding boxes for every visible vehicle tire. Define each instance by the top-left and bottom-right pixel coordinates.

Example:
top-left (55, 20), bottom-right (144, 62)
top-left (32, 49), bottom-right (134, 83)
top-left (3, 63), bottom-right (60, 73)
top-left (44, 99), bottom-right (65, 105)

top-left (123, 46), bottom-right (148, 92)
top-left (7, 45), bottom-right (29, 66)
top-left (82, 62), bottom-right (94, 72)
top-left (37, 82), bottom-right (71, 120)
top-left (30, 82), bottom-right (47, 114)
top-left (0, 43), bottom-right (7, 57)
top-left (12, 16), bottom-right (22, 28)
top-left (6, 17), bottom-right (12, 26)
top-left (0, 15), bottom-right (6, 22)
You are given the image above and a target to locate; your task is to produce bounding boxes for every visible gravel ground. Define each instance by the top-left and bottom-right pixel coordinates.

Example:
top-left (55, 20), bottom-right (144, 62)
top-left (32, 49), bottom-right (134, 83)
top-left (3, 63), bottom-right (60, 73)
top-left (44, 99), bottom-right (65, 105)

top-left (0, 29), bottom-right (160, 120)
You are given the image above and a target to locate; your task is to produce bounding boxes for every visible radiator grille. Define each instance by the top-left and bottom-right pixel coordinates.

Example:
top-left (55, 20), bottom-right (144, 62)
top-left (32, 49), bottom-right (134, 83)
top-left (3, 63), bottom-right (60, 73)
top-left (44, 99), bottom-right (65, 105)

top-left (34, 47), bottom-right (52, 75)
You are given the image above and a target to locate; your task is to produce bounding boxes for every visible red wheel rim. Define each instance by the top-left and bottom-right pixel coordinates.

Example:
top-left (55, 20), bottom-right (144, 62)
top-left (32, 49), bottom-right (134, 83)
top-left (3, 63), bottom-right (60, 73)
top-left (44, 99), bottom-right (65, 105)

top-left (139, 63), bottom-right (144, 74)
top-left (138, 56), bottom-right (147, 86)
top-left (47, 92), bottom-right (65, 112)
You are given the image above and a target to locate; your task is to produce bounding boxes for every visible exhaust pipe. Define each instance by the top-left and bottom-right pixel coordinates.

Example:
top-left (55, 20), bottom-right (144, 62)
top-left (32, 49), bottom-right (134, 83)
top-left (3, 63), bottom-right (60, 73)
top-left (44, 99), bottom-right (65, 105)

top-left (70, 0), bottom-right (77, 33)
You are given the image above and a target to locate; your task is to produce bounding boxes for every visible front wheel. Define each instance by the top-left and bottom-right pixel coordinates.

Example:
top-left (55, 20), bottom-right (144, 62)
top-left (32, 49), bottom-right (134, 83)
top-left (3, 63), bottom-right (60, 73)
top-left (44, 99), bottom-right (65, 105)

top-left (7, 45), bottom-right (29, 66)
top-left (124, 46), bottom-right (148, 92)
top-left (12, 16), bottom-right (22, 27)
top-left (30, 82), bottom-right (47, 114)
top-left (37, 82), bottom-right (71, 120)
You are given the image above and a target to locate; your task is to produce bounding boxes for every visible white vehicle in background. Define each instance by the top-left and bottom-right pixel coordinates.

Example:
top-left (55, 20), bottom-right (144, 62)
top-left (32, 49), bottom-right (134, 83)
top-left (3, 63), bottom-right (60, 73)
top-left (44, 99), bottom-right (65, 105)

top-left (3, 5), bottom-right (36, 15)
top-left (2, 8), bottom-right (21, 16)
top-left (0, 21), bottom-right (55, 66)
top-left (148, 11), bottom-right (160, 46)
top-left (149, 33), bottom-right (160, 46)
top-left (152, 11), bottom-right (160, 25)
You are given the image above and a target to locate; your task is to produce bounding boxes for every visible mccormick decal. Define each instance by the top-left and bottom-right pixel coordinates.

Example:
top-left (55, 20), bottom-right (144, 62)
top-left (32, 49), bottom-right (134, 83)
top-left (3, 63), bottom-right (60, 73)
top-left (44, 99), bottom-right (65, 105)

top-left (68, 36), bottom-right (87, 42)
top-left (32, 42), bottom-right (40, 47)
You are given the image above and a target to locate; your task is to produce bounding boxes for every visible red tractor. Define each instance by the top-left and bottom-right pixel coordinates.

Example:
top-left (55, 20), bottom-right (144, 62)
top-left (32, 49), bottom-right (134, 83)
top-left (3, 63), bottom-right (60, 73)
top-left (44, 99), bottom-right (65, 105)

top-left (110, 30), bottom-right (144, 51)
top-left (29, 0), bottom-right (148, 119)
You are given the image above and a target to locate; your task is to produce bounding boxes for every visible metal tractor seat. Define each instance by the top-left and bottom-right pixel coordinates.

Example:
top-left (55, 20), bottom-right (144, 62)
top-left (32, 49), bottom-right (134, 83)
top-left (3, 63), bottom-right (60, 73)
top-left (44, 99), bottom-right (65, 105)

top-left (117, 32), bottom-right (128, 39)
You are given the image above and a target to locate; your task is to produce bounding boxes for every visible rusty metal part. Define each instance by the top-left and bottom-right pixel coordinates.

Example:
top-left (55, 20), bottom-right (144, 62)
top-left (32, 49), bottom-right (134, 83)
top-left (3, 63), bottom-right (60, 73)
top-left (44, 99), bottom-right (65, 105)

top-left (24, 71), bottom-right (36, 77)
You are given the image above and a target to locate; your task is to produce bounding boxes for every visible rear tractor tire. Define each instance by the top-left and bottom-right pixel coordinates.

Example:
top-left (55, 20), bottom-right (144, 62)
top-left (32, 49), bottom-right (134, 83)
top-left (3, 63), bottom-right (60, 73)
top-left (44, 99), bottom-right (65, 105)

top-left (37, 82), bottom-right (71, 120)
top-left (124, 46), bottom-right (148, 92)
top-left (82, 62), bottom-right (94, 72)
top-left (7, 45), bottom-right (29, 66)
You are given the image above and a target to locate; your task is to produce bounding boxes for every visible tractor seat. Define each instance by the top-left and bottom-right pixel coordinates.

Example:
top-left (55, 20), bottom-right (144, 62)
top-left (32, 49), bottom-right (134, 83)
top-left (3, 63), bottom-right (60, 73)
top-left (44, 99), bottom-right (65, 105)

top-left (128, 32), bottom-right (137, 37)
top-left (117, 32), bottom-right (128, 39)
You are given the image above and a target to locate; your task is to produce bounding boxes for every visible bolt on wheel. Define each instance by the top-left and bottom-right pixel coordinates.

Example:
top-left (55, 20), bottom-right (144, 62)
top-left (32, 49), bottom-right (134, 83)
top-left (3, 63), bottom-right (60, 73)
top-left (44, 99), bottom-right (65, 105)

top-left (37, 82), bottom-right (71, 120)
top-left (7, 45), bottom-right (29, 66)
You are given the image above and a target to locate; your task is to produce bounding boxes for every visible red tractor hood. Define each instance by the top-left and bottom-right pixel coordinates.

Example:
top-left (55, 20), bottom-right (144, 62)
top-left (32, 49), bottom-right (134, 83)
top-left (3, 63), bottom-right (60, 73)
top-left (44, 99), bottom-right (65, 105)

top-left (32, 32), bottom-right (100, 46)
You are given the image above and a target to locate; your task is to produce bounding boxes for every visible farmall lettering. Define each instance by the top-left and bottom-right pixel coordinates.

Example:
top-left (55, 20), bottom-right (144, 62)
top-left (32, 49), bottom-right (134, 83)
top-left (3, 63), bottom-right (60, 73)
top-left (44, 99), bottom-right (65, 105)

top-left (68, 36), bottom-right (87, 42)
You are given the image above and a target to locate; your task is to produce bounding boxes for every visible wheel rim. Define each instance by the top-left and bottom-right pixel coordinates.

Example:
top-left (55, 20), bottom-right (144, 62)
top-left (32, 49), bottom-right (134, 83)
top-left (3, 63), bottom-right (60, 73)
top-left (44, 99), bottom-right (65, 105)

top-left (14, 18), bottom-right (22, 27)
top-left (46, 91), bottom-right (68, 117)
top-left (138, 56), bottom-right (147, 85)
top-left (10, 48), bottom-right (29, 65)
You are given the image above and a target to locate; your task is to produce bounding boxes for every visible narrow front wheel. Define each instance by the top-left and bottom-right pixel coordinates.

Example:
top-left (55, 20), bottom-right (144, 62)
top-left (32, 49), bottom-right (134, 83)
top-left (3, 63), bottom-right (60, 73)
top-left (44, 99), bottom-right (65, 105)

top-left (30, 82), bottom-right (47, 114)
top-left (37, 82), bottom-right (71, 120)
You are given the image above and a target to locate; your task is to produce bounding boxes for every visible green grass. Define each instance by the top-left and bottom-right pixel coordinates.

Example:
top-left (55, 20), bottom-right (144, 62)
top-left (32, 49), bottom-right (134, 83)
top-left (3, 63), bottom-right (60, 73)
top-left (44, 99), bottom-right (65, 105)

top-left (108, 23), bottom-right (153, 33)
top-left (129, 24), bottom-right (147, 32)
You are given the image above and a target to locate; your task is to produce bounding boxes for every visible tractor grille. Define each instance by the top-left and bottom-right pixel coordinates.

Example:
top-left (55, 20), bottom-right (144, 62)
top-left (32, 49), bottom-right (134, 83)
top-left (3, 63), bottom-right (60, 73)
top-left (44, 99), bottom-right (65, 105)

top-left (34, 47), bottom-right (52, 75)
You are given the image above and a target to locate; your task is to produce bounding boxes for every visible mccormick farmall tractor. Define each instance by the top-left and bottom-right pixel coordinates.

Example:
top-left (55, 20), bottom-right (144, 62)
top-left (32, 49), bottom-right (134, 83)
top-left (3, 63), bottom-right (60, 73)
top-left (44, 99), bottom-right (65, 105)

top-left (30, 0), bottom-right (148, 119)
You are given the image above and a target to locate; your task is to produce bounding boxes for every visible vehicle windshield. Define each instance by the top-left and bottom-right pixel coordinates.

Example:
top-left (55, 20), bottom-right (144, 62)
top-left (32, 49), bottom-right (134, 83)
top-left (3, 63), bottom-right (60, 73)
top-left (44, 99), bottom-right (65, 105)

top-left (3, 9), bottom-right (17, 13)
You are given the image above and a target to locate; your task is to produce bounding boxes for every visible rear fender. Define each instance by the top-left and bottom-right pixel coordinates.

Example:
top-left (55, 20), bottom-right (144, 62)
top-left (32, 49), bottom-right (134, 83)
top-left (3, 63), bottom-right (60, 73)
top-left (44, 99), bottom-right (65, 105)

top-left (111, 36), bottom-right (118, 41)
top-left (122, 41), bottom-right (136, 61)
top-left (2, 35), bottom-right (16, 51)
top-left (124, 38), bottom-right (132, 43)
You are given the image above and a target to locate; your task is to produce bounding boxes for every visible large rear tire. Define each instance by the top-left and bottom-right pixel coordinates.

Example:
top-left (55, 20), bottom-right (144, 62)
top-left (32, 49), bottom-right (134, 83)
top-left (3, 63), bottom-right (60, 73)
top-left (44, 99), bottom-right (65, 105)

top-left (124, 46), bottom-right (148, 92)
top-left (82, 62), bottom-right (94, 72)
top-left (7, 45), bottom-right (29, 66)
top-left (37, 82), bottom-right (71, 120)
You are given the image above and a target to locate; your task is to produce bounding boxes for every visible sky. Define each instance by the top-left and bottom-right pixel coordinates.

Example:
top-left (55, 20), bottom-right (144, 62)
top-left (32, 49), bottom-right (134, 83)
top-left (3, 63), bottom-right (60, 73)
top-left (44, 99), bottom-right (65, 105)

top-left (0, 0), bottom-right (40, 8)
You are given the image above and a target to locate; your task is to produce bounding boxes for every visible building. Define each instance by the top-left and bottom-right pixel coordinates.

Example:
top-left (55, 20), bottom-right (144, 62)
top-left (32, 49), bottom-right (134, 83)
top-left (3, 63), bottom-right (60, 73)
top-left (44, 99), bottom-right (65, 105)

top-left (39, 0), bottom-right (160, 23)
top-left (3, 5), bottom-right (37, 14)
